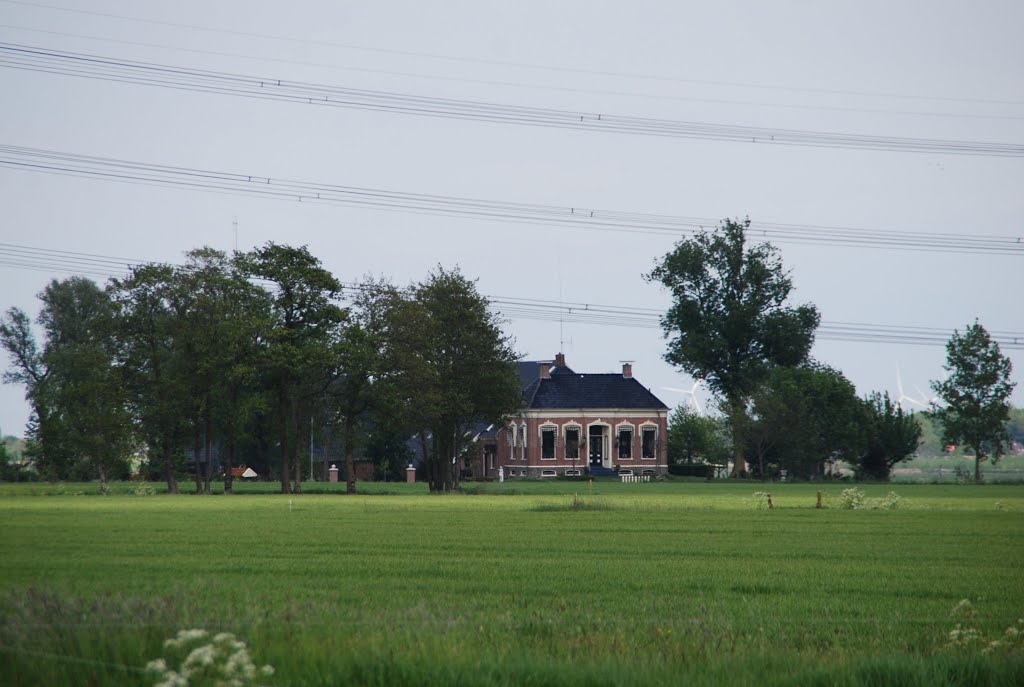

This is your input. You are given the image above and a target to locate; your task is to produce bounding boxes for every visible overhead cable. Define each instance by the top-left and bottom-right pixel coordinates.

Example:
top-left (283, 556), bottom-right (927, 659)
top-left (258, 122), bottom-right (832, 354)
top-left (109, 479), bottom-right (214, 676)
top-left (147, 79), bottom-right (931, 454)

top-left (1, 43), bottom-right (1023, 157)
top-left (1, 144), bottom-right (1021, 255)
top-left (2, 0), bottom-right (1021, 107)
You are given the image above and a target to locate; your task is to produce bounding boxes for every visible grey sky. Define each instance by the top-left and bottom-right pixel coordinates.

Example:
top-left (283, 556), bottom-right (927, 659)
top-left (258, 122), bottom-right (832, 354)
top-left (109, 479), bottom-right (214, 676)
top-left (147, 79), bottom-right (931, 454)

top-left (1, 0), bottom-right (1021, 436)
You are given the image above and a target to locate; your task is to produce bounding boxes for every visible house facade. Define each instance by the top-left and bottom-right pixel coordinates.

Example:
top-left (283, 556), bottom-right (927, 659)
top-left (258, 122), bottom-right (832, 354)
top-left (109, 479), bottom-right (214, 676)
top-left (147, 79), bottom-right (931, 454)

top-left (477, 353), bottom-right (669, 478)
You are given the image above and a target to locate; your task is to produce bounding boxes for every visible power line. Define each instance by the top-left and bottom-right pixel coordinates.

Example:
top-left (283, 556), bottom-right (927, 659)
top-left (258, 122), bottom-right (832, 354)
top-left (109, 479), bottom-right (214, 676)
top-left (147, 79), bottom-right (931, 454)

top-left (2, 144), bottom-right (1021, 255)
top-left (2, 242), bottom-right (1023, 350)
top-left (3, 0), bottom-right (1022, 107)
top-left (2, 43), bottom-right (1023, 158)
top-left (2, 23), bottom-right (1021, 123)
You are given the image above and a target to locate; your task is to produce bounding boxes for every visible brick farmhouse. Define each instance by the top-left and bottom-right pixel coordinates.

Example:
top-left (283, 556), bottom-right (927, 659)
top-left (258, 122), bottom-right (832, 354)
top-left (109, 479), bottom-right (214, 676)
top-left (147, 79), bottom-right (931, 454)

top-left (475, 353), bottom-right (669, 478)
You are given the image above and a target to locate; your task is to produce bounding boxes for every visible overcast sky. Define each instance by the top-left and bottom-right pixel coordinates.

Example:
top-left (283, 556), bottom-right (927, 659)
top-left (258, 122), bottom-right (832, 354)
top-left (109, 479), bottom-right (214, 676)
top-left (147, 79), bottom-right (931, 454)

top-left (1, 0), bottom-right (1021, 436)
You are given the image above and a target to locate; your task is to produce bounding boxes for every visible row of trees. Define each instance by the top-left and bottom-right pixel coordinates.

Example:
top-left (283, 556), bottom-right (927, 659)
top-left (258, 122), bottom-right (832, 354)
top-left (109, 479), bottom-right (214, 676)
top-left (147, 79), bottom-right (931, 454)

top-left (667, 367), bottom-right (923, 480)
top-left (651, 219), bottom-right (1016, 481)
top-left (1, 244), bottom-right (523, 493)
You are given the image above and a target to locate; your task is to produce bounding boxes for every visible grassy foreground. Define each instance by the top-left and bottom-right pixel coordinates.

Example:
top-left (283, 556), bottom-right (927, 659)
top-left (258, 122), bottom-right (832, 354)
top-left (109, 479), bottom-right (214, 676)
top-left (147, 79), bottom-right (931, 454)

top-left (1, 481), bottom-right (1022, 686)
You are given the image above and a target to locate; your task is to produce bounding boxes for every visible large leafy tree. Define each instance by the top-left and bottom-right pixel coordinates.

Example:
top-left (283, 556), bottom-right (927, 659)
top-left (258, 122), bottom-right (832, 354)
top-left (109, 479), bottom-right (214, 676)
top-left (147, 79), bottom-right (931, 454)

top-left (110, 263), bottom-right (191, 493)
top-left (0, 306), bottom-right (55, 475)
top-left (2, 278), bottom-right (134, 485)
top-left (646, 218), bottom-right (820, 476)
top-left (328, 278), bottom-right (398, 495)
top-left (744, 363), bottom-right (863, 480)
top-left (238, 243), bottom-right (345, 494)
top-left (382, 267), bottom-right (522, 493)
top-left (931, 321), bottom-right (1016, 482)
top-left (854, 392), bottom-right (922, 480)
top-left (174, 248), bottom-right (272, 495)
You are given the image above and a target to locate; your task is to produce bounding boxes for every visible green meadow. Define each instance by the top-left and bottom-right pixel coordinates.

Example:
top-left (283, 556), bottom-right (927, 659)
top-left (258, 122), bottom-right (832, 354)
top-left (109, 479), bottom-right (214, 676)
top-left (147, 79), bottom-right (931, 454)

top-left (1, 481), bottom-right (1023, 686)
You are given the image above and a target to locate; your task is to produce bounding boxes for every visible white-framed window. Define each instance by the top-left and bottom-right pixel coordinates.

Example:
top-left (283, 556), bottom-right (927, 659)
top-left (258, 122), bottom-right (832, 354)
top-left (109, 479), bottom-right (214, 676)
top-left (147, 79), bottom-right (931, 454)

top-left (509, 469), bottom-right (516, 477)
top-left (540, 425), bottom-right (557, 460)
top-left (541, 469), bottom-right (557, 478)
top-left (507, 425), bottom-right (516, 461)
top-left (518, 425), bottom-right (527, 461)
top-left (564, 469), bottom-right (582, 476)
top-left (564, 425), bottom-right (581, 460)
top-left (619, 468), bottom-right (634, 475)
top-left (641, 425), bottom-right (658, 459)
top-left (617, 426), bottom-right (634, 460)
top-left (642, 469), bottom-right (656, 475)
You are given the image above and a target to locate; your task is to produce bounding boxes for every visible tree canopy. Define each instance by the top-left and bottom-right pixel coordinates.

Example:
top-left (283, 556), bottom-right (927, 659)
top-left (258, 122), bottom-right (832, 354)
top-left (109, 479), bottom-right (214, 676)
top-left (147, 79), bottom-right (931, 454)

top-left (646, 218), bottom-right (819, 475)
top-left (931, 321), bottom-right (1016, 482)
top-left (3, 248), bottom-right (527, 493)
top-left (380, 267), bottom-right (522, 493)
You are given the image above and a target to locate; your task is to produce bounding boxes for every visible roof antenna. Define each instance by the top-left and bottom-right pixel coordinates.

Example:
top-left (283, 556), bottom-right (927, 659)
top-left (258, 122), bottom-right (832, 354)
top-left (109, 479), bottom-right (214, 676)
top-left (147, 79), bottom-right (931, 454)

top-left (232, 216), bottom-right (239, 252)
top-left (558, 250), bottom-right (565, 353)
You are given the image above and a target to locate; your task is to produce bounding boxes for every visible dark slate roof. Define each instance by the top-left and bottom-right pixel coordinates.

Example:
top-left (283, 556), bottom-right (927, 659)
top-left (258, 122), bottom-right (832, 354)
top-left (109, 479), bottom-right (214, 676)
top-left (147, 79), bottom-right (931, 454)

top-left (517, 360), bottom-right (574, 387)
top-left (520, 363), bottom-right (668, 410)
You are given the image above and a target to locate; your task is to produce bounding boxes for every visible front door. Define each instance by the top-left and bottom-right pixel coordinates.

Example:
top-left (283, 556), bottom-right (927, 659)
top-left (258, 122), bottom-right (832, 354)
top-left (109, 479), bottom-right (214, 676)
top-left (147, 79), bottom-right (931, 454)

top-left (589, 427), bottom-right (604, 467)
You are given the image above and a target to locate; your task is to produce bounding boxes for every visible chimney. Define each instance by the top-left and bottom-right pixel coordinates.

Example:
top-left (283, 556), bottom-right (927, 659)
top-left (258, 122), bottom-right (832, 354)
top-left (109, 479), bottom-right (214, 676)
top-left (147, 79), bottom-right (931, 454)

top-left (555, 352), bottom-right (566, 368)
top-left (622, 362), bottom-right (633, 379)
top-left (540, 362), bottom-right (552, 379)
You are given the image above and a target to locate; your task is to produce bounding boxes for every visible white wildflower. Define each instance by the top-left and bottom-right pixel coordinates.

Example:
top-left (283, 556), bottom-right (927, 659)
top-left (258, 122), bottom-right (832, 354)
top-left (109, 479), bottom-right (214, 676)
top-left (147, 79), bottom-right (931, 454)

top-left (183, 643), bottom-right (217, 669)
top-left (148, 628), bottom-right (274, 686)
top-left (145, 658), bottom-right (168, 673)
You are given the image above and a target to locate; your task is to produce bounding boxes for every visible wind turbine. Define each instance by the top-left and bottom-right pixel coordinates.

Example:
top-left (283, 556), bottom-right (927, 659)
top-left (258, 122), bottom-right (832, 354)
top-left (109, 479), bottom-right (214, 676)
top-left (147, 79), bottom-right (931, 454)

top-left (896, 365), bottom-right (927, 411)
top-left (661, 379), bottom-right (704, 415)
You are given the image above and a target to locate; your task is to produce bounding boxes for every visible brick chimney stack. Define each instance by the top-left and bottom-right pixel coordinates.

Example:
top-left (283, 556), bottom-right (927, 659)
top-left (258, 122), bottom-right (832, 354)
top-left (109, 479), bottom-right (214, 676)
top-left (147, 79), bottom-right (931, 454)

top-left (622, 362), bottom-right (633, 379)
top-left (540, 362), bottom-right (552, 379)
top-left (555, 352), bottom-right (566, 368)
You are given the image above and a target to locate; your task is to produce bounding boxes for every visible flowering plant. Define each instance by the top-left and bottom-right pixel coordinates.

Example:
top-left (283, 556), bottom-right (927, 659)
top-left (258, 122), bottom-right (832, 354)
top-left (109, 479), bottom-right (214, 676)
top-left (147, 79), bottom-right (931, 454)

top-left (145, 629), bottom-right (275, 687)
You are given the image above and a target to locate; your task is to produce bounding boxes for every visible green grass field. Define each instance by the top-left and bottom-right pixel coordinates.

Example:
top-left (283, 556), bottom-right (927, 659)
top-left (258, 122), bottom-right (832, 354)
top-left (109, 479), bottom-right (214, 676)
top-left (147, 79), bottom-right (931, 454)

top-left (1, 481), bottom-right (1023, 686)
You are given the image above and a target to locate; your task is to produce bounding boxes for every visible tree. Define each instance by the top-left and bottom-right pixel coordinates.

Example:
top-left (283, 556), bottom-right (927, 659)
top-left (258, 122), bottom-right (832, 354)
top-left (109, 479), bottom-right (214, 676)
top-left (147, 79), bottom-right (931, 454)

top-left (646, 218), bottom-right (820, 476)
top-left (238, 243), bottom-right (345, 494)
top-left (3, 278), bottom-right (135, 486)
top-left (666, 405), bottom-right (729, 466)
top-left (854, 392), bottom-right (922, 480)
top-left (931, 321), bottom-right (1016, 482)
top-left (328, 278), bottom-right (396, 494)
top-left (381, 267), bottom-right (522, 493)
top-left (744, 363), bottom-right (863, 480)
top-left (0, 306), bottom-right (55, 474)
top-left (168, 248), bottom-right (273, 495)
top-left (110, 263), bottom-right (191, 493)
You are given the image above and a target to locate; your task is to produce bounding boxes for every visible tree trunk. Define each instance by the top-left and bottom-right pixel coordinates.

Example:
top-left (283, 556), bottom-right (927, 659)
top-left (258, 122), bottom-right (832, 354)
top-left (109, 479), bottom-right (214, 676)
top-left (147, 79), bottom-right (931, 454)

top-left (729, 398), bottom-right (748, 478)
top-left (344, 417), bottom-right (356, 495)
top-left (203, 406), bottom-right (213, 494)
top-left (224, 437), bottom-right (234, 495)
top-left (730, 431), bottom-right (748, 478)
top-left (163, 443), bottom-right (178, 494)
top-left (291, 401), bottom-right (302, 495)
top-left (278, 384), bottom-right (291, 495)
top-left (193, 427), bottom-right (202, 494)
top-left (974, 443), bottom-right (982, 482)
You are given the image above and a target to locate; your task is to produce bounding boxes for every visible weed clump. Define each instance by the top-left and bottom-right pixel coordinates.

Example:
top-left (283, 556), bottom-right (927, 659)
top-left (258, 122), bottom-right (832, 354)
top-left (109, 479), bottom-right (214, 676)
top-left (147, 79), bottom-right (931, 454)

top-left (944, 599), bottom-right (1024, 656)
top-left (146, 629), bottom-right (275, 686)
top-left (528, 495), bottom-right (614, 512)
top-left (835, 488), bottom-right (904, 510)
